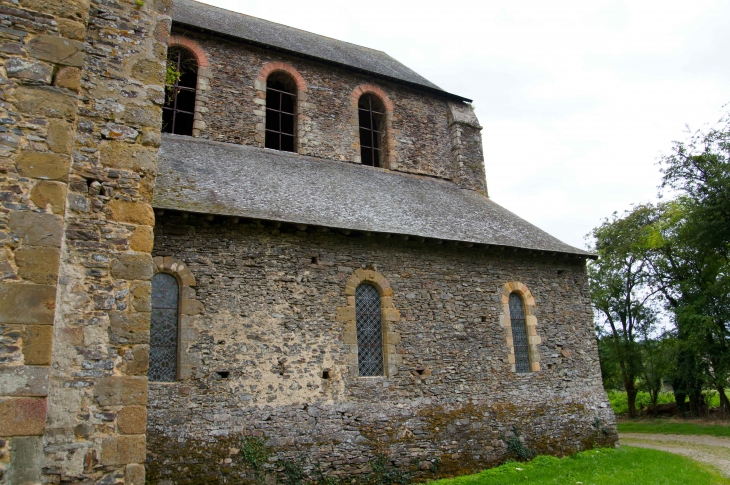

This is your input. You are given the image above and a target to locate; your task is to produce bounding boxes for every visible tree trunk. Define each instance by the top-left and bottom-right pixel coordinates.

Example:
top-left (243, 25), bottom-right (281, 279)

top-left (675, 391), bottom-right (688, 417)
top-left (717, 385), bottom-right (730, 417)
top-left (626, 380), bottom-right (639, 418)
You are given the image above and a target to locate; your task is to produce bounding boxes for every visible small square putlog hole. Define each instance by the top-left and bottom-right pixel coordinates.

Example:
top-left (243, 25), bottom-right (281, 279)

top-left (216, 371), bottom-right (230, 379)
top-left (322, 370), bottom-right (331, 379)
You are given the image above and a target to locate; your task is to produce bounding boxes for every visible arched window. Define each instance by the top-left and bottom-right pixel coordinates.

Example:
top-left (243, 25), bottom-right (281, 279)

top-left (265, 72), bottom-right (297, 152)
top-left (356, 283), bottom-right (383, 376)
top-left (358, 93), bottom-right (387, 167)
top-left (508, 292), bottom-right (531, 373)
top-left (163, 46), bottom-right (198, 136)
top-left (150, 273), bottom-right (179, 382)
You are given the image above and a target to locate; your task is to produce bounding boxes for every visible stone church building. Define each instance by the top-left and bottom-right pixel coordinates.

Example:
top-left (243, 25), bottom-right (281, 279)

top-left (0, 0), bottom-right (616, 483)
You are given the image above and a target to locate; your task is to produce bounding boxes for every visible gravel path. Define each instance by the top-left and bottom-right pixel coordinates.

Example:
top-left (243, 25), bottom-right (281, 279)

top-left (620, 432), bottom-right (730, 478)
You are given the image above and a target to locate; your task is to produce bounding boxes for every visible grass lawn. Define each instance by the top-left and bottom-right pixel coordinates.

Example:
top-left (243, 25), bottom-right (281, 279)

top-left (618, 421), bottom-right (730, 438)
top-left (430, 447), bottom-right (726, 485)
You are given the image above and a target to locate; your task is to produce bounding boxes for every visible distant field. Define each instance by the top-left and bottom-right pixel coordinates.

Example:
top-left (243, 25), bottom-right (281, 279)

top-left (618, 421), bottom-right (730, 437)
top-left (430, 447), bottom-right (726, 485)
top-left (607, 390), bottom-right (730, 415)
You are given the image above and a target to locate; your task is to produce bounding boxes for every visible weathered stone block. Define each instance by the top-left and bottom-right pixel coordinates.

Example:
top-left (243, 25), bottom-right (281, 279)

top-left (9, 211), bottom-right (63, 247)
top-left (0, 284), bottom-right (56, 325)
top-left (131, 282), bottom-right (152, 312)
top-left (180, 299), bottom-right (203, 315)
top-left (57, 19), bottom-right (86, 41)
top-left (27, 35), bottom-right (85, 67)
top-left (118, 406), bottom-right (147, 434)
top-left (123, 104), bottom-right (163, 128)
top-left (101, 435), bottom-right (146, 466)
top-left (108, 311), bottom-right (150, 345)
top-left (30, 180), bottom-right (67, 214)
top-left (6, 436), bottom-right (42, 485)
top-left (336, 306), bottom-right (355, 321)
top-left (0, 397), bottom-right (46, 435)
top-left (129, 225), bottom-right (154, 253)
top-left (124, 345), bottom-right (150, 375)
top-left (5, 57), bottom-right (52, 83)
top-left (15, 247), bottom-right (61, 285)
top-left (93, 376), bottom-right (148, 407)
top-left (105, 199), bottom-right (155, 225)
top-left (16, 150), bottom-right (71, 181)
top-left (111, 253), bottom-right (154, 281)
top-left (0, 365), bottom-right (48, 396)
top-left (21, 325), bottom-right (53, 365)
top-left (131, 58), bottom-right (165, 84)
top-left (126, 463), bottom-right (146, 485)
top-left (47, 119), bottom-right (74, 155)
top-left (100, 141), bottom-right (158, 173)
top-left (14, 86), bottom-right (77, 119)
top-left (53, 66), bottom-right (81, 91)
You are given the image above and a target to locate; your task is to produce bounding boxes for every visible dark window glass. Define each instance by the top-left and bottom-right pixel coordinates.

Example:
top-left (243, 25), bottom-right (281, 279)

top-left (162, 47), bottom-right (198, 136)
top-left (358, 94), bottom-right (386, 167)
top-left (509, 293), bottom-right (531, 373)
top-left (265, 75), bottom-right (296, 152)
top-left (356, 284), bottom-right (383, 376)
top-left (150, 273), bottom-right (179, 382)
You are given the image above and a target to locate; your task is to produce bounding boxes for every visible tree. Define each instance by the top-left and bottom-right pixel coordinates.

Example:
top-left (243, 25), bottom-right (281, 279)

top-left (650, 115), bottom-right (730, 416)
top-left (588, 205), bottom-right (660, 417)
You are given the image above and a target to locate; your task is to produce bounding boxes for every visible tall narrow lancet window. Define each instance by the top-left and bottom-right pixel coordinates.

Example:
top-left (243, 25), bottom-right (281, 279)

top-left (163, 46), bottom-right (198, 136)
top-left (358, 94), bottom-right (386, 167)
top-left (150, 273), bottom-right (179, 382)
top-left (356, 283), bottom-right (384, 376)
top-left (509, 293), bottom-right (531, 373)
top-left (265, 72), bottom-right (296, 152)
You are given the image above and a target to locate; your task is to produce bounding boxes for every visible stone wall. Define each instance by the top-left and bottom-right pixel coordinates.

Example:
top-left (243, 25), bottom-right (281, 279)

top-left (146, 213), bottom-right (616, 483)
top-left (169, 27), bottom-right (487, 192)
top-left (0, 0), bottom-right (168, 483)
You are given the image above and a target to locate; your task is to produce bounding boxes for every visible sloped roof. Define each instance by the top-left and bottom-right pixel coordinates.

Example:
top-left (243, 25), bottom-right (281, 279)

top-left (172, 0), bottom-right (469, 101)
top-left (153, 135), bottom-right (593, 257)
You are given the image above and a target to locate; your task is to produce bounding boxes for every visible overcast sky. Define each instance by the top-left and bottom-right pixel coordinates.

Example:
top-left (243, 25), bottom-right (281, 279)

top-left (200, 0), bottom-right (729, 249)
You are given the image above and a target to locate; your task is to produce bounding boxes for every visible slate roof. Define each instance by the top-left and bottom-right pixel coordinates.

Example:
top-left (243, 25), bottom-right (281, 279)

top-left (172, 0), bottom-right (470, 101)
top-left (154, 135), bottom-right (593, 257)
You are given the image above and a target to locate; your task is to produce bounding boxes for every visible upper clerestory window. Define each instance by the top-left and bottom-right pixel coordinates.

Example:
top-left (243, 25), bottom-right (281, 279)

top-left (163, 46), bottom-right (198, 136)
top-left (265, 72), bottom-right (297, 152)
top-left (358, 93), bottom-right (387, 167)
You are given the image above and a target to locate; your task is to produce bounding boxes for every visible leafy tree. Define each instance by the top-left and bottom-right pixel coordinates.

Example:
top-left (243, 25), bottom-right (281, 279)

top-left (588, 205), bottom-right (660, 417)
top-left (651, 115), bottom-right (730, 416)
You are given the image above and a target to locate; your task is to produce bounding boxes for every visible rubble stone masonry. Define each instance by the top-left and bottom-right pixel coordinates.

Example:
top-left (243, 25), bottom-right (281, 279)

top-left (0, 0), bottom-right (168, 483)
top-left (169, 27), bottom-right (488, 193)
top-left (146, 215), bottom-right (616, 483)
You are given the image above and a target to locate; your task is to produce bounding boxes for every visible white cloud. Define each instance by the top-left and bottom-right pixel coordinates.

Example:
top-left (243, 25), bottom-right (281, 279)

top-left (199, 0), bottom-right (730, 249)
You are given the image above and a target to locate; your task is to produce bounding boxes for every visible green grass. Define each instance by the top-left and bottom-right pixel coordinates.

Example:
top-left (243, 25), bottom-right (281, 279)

top-left (430, 447), bottom-right (726, 485)
top-left (618, 421), bottom-right (730, 438)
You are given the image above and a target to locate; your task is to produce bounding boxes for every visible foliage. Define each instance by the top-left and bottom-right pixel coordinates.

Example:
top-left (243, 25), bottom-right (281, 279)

top-left (365, 453), bottom-right (412, 485)
top-left (588, 205), bottom-right (661, 417)
top-left (240, 436), bottom-right (271, 483)
top-left (429, 447), bottom-right (726, 485)
top-left (499, 426), bottom-right (535, 461)
top-left (166, 63), bottom-right (182, 87)
top-left (617, 420), bottom-right (730, 437)
top-left (280, 459), bottom-right (305, 485)
top-left (607, 390), bottom-right (675, 415)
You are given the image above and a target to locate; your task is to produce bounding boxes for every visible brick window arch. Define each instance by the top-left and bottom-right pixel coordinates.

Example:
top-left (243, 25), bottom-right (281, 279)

top-left (350, 84), bottom-right (395, 169)
top-left (254, 62), bottom-right (307, 152)
top-left (337, 268), bottom-right (402, 377)
top-left (499, 282), bottom-right (541, 372)
top-left (151, 257), bottom-right (201, 381)
top-left (165, 36), bottom-right (212, 137)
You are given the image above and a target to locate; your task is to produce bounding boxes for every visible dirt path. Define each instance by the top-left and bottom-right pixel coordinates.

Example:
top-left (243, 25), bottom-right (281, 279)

top-left (620, 432), bottom-right (730, 478)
